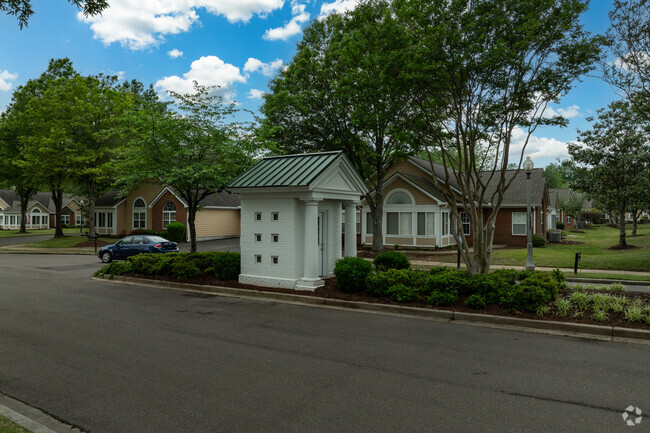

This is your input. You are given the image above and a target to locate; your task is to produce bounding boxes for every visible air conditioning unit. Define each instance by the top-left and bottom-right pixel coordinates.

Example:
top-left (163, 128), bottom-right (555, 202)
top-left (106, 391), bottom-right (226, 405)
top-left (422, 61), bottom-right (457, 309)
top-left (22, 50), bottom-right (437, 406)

top-left (577, 221), bottom-right (586, 229)
top-left (547, 229), bottom-right (562, 243)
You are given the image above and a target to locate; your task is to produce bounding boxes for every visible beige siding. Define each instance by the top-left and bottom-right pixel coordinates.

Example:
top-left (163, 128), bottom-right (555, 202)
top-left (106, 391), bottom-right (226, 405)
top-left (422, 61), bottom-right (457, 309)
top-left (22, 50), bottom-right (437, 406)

top-left (385, 236), bottom-right (413, 246)
top-left (122, 183), bottom-right (165, 231)
top-left (416, 237), bottom-right (437, 246)
top-left (67, 200), bottom-right (81, 213)
top-left (194, 209), bottom-right (241, 239)
top-left (384, 160), bottom-right (430, 179)
top-left (384, 177), bottom-right (437, 206)
top-left (116, 202), bottom-right (129, 235)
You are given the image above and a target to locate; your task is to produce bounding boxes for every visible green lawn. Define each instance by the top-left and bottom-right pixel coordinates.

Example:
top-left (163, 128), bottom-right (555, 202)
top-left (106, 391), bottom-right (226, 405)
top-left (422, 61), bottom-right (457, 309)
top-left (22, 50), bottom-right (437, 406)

top-left (21, 235), bottom-right (114, 248)
top-left (0, 415), bottom-right (31, 433)
top-left (436, 225), bottom-right (650, 272)
top-left (0, 228), bottom-right (81, 238)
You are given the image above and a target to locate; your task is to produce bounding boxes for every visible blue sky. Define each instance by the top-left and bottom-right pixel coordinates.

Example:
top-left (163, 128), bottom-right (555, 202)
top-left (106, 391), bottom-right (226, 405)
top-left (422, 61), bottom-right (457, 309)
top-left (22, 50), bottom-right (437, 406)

top-left (0, 0), bottom-right (619, 167)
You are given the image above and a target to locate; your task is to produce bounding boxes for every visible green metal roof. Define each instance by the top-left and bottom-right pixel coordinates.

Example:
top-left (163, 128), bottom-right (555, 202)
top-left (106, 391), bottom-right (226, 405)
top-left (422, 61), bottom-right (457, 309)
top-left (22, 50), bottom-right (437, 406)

top-left (228, 151), bottom-right (344, 188)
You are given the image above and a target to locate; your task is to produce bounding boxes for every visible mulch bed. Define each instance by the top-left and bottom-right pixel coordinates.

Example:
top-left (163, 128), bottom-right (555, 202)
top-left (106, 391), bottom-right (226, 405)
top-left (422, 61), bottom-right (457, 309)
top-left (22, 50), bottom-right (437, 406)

top-left (124, 273), bottom-right (650, 331)
top-left (607, 244), bottom-right (640, 250)
top-left (569, 230), bottom-right (585, 234)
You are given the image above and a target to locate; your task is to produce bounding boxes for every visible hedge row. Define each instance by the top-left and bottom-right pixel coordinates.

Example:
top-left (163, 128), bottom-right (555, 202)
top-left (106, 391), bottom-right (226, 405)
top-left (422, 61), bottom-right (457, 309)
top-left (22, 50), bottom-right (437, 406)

top-left (334, 252), bottom-right (562, 312)
top-left (94, 251), bottom-right (240, 281)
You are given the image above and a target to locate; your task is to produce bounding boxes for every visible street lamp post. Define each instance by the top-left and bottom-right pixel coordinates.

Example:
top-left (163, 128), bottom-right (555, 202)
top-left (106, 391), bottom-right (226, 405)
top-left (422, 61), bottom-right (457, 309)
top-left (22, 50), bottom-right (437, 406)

top-left (524, 156), bottom-right (535, 271)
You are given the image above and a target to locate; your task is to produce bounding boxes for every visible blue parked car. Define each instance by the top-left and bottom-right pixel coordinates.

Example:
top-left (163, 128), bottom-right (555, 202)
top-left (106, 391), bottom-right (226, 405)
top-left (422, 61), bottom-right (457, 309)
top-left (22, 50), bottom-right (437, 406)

top-left (98, 235), bottom-right (179, 263)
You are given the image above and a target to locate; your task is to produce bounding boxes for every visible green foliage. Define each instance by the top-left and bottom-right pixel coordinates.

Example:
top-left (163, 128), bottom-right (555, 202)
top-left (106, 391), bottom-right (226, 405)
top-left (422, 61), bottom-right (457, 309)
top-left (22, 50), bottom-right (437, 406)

top-left (592, 309), bottom-right (608, 322)
top-left (426, 269), bottom-right (471, 295)
top-left (333, 257), bottom-right (374, 293)
top-left (555, 298), bottom-right (572, 317)
top-left (213, 252), bottom-right (241, 280)
top-left (385, 284), bottom-right (422, 303)
top-left (365, 269), bottom-right (428, 297)
top-left (93, 261), bottom-right (133, 279)
top-left (551, 268), bottom-right (566, 284)
top-left (464, 294), bottom-right (486, 309)
top-left (500, 273), bottom-right (558, 312)
top-left (2, 0), bottom-right (108, 29)
top-left (166, 222), bottom-right (185, 243)
top-left (128, 253), bottom-right (161, 275)
top-left (556, 222), bottom-right (565, 230)
top-left (536, 305), bottom-right (550, 317)
top-left (624, 304), bottom-right (644, 322)
top-left (184, 252), bottom-right (218, 273)
top-left (373, 250), bottom-right (410, 271)
top-left (532, 234), bottom-right (546, 248)
top-left (570, 291), bottom-right (590, 311)
top-left (469, 273), bottom-right (509, 304)
top-left (426, 289), bottom-right (458, 307)
top-left (170, 260), bottom-right (201, 280)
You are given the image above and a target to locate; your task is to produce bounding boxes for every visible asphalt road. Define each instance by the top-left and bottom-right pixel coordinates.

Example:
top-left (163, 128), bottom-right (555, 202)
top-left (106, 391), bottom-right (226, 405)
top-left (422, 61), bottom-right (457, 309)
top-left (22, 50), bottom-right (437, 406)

top-left (0, 254), bottom-right (648, 433)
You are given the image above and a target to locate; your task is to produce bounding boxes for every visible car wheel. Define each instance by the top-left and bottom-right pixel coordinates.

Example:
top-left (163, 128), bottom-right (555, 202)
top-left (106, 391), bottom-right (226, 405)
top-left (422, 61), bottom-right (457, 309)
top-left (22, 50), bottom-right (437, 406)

top-left (101, 251), bottom-right (112, 263)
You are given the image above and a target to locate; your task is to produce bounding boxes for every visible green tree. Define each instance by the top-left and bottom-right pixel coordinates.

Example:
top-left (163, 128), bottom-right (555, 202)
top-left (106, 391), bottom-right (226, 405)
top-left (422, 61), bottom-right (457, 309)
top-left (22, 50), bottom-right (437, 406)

top-left (557, 192), bottom-right (586, 223)
top-left (124, 83), bottom-right (253, 252)
top-left (569, 100), bottom-right (650, 247)
top-left (395, 0), bottom-right (604, 274)
top-left (0, 91), bottom-right (39, 233)
top-left (2, 0), bottom-right (108, 28)
top-left (603, 0), bottom-right (649, 121)
top-left (260, 0), bottom-right (418, 252)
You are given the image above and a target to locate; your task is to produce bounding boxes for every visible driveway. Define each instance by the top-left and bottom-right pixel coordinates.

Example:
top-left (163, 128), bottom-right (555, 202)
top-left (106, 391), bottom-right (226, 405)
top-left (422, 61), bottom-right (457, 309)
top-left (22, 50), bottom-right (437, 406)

top-left (0, 253), bottom-right (647, 433)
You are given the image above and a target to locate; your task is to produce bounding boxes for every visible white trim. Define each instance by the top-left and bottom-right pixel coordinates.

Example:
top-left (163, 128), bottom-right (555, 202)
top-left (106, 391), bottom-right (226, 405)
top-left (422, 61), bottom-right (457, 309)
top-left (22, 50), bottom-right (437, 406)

top-left (148, 186), bottom-right (188, 208)
top-left (512, 211), bottom-right (527, 236)
top-left (201, 206), bottom-right (241, 210)
top-left (132, 197), bottom-right (147, 230)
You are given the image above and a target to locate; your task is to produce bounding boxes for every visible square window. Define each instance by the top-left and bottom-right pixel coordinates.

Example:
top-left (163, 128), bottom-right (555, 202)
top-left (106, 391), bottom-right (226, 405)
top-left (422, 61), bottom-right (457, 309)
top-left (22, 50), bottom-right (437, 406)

top-left (255, 212), bottom-right (262, 221)
top-left (272, 234), bottom-right (279, 243)
top-left (255, 254), bottom-right (262, 263)
top-left (272, 212), bottom-right (279, 221)
top-left (272, 256), bottom-right (278, 264)
top-left (255, 233), bottom-right (262, 242)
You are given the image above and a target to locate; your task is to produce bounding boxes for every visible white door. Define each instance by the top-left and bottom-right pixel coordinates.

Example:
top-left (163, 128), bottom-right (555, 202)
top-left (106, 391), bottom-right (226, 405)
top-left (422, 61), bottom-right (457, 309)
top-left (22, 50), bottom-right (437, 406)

top-left (318, 212), bottom-right (324, 276)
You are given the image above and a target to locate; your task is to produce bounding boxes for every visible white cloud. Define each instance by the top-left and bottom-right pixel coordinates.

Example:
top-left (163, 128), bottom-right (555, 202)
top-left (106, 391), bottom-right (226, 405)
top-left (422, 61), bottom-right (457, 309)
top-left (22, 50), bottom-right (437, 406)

top-left (79, 0), bottom-right (285, 49)
top-left (243, 57), bottom-right (283, 76)
top-left (545, 104), bottom-right (581, 119)
top-left (263, 2), bottom-right (310, 41)
top-left (168, 49), bottom-right (184, 58)
top-left (0, 70), bottom-right (18, 92)
top-left (248, 89), bottom-right (265, 99)
top-left (155, 55), bottom-right (246, 101)
top-left (319, 0), bottom-right (358, 18)
top-left (508, 127), bottom-right (570, 163)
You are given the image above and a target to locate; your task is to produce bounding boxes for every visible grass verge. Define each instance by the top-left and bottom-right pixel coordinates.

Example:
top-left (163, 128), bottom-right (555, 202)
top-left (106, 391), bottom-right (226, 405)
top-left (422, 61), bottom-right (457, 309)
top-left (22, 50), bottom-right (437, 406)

top-left (21, 236), bottom-right (113, 249)
top-left (0, 228), bottom-right (81, 238)
top-left (0, 415), bottom-right (31, 433)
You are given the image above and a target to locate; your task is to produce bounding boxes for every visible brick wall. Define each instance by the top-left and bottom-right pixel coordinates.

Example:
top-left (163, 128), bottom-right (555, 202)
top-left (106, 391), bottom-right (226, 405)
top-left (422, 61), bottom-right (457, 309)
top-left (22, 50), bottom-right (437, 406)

top-left (151, 191), bottom-right (187, 232)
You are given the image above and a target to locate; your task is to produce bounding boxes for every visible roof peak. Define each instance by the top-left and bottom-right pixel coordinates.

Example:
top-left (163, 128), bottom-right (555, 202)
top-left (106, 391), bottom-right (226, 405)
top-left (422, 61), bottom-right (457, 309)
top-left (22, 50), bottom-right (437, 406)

top-left (263, 150), bottom-right (343, 160)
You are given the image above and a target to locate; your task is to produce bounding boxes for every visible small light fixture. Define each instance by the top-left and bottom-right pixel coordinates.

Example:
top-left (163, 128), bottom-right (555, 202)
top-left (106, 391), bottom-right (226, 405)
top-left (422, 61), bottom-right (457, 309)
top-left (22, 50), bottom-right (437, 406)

top-left (523, 155), bottom-right (534, 174)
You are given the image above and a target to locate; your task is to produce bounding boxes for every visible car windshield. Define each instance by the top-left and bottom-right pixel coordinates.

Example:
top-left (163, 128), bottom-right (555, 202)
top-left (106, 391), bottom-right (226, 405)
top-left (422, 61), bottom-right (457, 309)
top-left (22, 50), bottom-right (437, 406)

top-left (148, 236), bottom-right (169, 243)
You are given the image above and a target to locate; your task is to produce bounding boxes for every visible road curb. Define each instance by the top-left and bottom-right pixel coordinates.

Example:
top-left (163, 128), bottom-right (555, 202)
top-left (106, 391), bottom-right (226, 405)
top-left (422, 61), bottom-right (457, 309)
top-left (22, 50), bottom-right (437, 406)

top-left (94, 276), bottom-right (650, 343)
top-left (0, 392), bottom-right (83, 433)
top-left (566, 277), bottom-right (648, 287)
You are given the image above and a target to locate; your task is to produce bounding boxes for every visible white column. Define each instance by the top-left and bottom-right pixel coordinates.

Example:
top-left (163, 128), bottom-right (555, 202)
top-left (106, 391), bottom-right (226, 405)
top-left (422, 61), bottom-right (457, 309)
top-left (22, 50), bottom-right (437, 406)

top-left (296, 200), bottom-right (323, 290)
top-left (344, 202), bottom-right (357, 257)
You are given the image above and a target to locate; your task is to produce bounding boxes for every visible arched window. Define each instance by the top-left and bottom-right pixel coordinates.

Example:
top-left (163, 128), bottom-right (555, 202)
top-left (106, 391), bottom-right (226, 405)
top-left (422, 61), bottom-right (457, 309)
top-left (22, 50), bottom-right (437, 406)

top-left (133, 198), bottom-right (146, 229)
top-left (31, 208), bottom-right (41, 225)
top-left (386, 191), bottom-right (413, 205)
top-left (162, 202), bottom-right (176, 229)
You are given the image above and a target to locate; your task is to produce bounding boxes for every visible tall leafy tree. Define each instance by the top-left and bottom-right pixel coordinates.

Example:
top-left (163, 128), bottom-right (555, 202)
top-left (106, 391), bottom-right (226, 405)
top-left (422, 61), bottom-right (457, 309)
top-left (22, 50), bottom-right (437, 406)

top-left (394, 0), bottom-right (604, 273)
top-left (261, 0), bottom-right (417, 252)
top-left (124, 83), bottom-right (253, 252)
top-left (2, 0), bottom-right (108, 28)
top-left (603, 0), bottom-right (649, 121)
top-left (569, 100), bottom-right (650, 247)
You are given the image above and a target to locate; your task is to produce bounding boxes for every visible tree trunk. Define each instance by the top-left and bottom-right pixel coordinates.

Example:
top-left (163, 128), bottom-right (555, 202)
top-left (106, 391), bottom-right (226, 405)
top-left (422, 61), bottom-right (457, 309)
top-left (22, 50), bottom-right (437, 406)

top-left (188, 206), bottom-right (197, 253)
top-left (631, 208), bottom-right (638, 236)
top-left (19, 194), bottom-right (29, 233)
top-left (618, 206), bottom-right (626, 247)
top-left (86, 180), bottom-right (97, 237)
top-left (371, 189), bottom-right (384, 253)
top-left (52, 188), bottom-right (64, 238)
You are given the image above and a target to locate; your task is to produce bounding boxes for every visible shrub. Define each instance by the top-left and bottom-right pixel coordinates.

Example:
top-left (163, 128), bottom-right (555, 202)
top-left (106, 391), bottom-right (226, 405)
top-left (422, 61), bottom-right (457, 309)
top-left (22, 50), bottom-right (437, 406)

top-left (532, 234), bottom-right (546, 247)
top-left (373, 251), bottom-right (410, 272)
top-left (166, 222), bottom-right (185, 243)
top-left (469, 274), bottom-right (509, 304)
top-left (334, 257), bottom-right (374, 293)
top-left (624, 305), bottom-right (644, 322)
top-left (426, 269), bottom-right (471, 295)
top-left (570, 291), bottom-right (590, 311)
top-left (365, 269), bottom-right (428, 297)
top-left (213, 252), bottom-right (241, 280)
top-left (170, 260), bottom-right (201, 280)
top-left (465, 294), bottom-right (486, 309)
top-left (555, 222), bottom-right (565, 230)
top-left (490, 269), bottom-right (519, 286)
top-left (551, 268), bottom-right (566, 284)
top-left (554, 298), bottom-right (572, 317)
top-left (186, 252), bottom-right (218, 273)
top-left (128, 253), bottom-right (161, 275)
top-left (500, 273), bottom-right (558, 312)
top-left (592, 309), bottom-right (608, 322)
top-left (386, 284), bottom-right (422, 303)
top-left (426, 289), bottom-right (459, 306)
top-left (94, 261), bottom-right (133, 279)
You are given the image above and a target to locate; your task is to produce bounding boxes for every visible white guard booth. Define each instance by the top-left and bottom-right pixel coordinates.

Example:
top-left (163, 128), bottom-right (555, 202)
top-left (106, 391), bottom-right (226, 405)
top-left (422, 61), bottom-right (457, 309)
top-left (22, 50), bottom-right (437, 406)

top-left (227, 151), bottom-right (368, 291)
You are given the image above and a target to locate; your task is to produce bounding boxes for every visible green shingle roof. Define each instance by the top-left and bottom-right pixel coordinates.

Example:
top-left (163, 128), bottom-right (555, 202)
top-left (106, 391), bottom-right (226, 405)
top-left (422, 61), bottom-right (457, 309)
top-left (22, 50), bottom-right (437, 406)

top-left (228, 151), bottom-right (344, 188)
